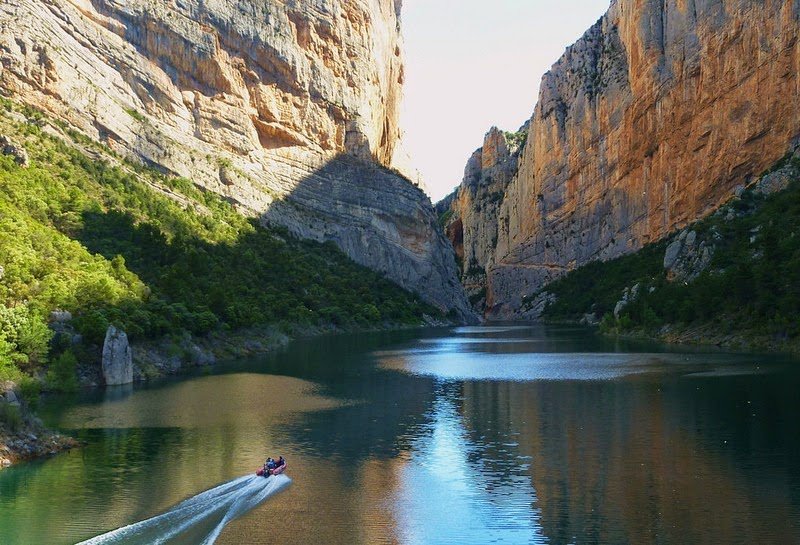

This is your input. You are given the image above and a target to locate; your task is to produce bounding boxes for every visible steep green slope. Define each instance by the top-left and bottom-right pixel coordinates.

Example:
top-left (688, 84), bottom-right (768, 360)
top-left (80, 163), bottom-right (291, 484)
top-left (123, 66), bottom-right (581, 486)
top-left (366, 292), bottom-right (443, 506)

top-left (537, 155), bottom-right (800, 350)
top-left (0, 99), bottom-right (437, 387)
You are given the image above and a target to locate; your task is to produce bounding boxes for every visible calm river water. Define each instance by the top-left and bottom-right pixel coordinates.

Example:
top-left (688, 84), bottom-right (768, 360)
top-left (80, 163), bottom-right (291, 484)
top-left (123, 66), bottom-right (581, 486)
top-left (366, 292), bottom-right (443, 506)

top-left (1, 325), bottom-right (799, 544)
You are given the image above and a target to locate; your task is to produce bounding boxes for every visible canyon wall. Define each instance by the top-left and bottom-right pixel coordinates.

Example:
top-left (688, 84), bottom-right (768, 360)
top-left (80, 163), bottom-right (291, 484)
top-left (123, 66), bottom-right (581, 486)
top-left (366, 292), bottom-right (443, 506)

top-left (0, 0), bottom-right (472, 319)
top-left (463, 0), bottom-right (800, 317)
top-left (439, 126), bottom-right (526, 312)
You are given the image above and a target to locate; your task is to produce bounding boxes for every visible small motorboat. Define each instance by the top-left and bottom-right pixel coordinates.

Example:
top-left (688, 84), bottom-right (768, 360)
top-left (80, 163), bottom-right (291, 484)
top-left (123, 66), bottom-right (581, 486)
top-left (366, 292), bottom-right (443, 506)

top-left (257, 457), bottom-right (287, 477)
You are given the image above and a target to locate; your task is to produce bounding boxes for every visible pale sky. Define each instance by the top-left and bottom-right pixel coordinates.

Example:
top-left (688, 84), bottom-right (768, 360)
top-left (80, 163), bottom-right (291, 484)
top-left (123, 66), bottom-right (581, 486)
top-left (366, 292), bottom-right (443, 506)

top-left (401, 0), bottom-right (611, 202)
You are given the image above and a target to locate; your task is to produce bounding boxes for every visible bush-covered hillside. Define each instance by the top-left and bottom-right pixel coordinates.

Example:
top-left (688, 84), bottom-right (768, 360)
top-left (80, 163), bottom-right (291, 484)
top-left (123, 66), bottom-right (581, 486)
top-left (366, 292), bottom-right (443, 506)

top-left (0, 99), bottom-right (438, 387)
top-left (538, 154), bottom-right (800, 349)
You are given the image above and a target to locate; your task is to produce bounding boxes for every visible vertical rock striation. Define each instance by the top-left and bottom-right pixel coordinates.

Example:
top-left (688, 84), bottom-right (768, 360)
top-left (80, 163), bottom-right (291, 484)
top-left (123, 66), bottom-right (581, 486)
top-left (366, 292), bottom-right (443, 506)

top-left (102, 325), bottom-right (133, 386)
top-left (0, 0), bottom-right (473, 319)
top-left (485, 0), bottom-right (800, 317)
top-left (439, 126), bottom-right (526, 312)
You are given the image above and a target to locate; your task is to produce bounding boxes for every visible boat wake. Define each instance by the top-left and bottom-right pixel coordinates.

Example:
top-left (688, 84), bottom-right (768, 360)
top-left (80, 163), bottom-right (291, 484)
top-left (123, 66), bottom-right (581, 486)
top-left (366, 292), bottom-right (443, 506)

top-left (77, 474), bottom-right (291, 545)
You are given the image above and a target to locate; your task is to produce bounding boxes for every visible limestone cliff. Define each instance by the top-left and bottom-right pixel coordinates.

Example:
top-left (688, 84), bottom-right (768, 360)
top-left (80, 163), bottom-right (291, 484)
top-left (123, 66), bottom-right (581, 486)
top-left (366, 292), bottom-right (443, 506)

top-left (438, 126), bottom-right (526, 312)
top-left (0, 0), bottom-right (472, 319)
top-left (485, 0), bottom-right (800, 317)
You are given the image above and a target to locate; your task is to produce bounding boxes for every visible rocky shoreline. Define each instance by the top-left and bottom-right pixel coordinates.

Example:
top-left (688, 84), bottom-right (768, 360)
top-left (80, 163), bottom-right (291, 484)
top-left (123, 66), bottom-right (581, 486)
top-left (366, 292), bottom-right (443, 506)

top-left (0, 387), bottom-right (79, 468)
top-left (1, 316), bottom-right (449, 470)
top-left (87, 320), bottom-right (445, 387)
top-left (657, 322), bottom-right (800, 355)
top-left (74, 326), bottom-right (293, 388)
top-left (541, 317), bottom-right (800, 355)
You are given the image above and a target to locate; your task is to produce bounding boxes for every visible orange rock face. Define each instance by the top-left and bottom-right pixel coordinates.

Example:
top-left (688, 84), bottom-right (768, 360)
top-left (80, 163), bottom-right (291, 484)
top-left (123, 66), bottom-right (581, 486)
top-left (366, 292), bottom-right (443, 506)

top-left (489, 0), bottom-right (800, 317)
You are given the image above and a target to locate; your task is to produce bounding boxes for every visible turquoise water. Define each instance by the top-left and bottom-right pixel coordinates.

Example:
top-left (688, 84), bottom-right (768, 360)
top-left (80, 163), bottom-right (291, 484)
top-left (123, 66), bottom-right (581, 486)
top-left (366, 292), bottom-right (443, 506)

top-left (1, 325), bottom-right (799, 544)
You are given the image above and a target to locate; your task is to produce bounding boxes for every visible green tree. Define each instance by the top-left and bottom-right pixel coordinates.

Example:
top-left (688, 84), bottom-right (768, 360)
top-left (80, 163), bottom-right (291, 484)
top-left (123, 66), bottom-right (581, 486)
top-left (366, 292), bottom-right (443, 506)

top-left (46, 350), bottom-right (78, 392)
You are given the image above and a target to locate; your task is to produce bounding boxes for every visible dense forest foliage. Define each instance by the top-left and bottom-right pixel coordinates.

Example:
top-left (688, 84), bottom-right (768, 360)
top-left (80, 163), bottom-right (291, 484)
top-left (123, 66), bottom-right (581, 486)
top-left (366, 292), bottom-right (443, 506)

top-left (538, 155), bottom-right (800, 348)
top-left (0, 99), bottom-right (437, 390)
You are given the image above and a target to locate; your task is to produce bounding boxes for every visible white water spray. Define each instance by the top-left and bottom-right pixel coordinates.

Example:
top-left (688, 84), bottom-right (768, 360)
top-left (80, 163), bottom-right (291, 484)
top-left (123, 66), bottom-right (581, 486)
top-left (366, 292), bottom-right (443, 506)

top-left (77, 474), bottom-right (291, 545)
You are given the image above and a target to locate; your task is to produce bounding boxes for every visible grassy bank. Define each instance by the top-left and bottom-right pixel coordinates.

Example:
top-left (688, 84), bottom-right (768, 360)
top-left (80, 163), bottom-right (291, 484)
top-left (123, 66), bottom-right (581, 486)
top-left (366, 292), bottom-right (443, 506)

top-left (0, 98), bottom-right (440, 397)
top-left (535, 154), bottom-right (800, 351)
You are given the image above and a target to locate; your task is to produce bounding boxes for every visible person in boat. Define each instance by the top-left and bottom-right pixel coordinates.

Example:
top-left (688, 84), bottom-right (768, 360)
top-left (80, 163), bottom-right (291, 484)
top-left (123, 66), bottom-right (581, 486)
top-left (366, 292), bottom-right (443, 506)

top-left (259, 456), bottom-right (286, 477)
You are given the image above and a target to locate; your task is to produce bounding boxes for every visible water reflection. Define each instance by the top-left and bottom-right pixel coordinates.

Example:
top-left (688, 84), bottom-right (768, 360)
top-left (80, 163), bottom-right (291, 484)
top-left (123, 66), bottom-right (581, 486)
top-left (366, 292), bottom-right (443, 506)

top-left (380, 327), bottom-right (800, 544)
top-left (456, 378), bottom-right (800, 544)
top-left (0, 326), bottom-right (798, 544)
top-left (393, 381), bottom-right (547, 544)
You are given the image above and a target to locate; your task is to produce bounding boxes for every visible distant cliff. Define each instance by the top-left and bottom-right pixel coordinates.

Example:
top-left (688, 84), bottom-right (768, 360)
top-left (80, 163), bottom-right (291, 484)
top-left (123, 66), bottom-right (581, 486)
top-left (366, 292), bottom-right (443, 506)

top-left (0, 0), bottom-right (472, 319)
top-left (442, 0), bottom-right (800, 318)
top-left (438, 126), bottom-right (526, 312)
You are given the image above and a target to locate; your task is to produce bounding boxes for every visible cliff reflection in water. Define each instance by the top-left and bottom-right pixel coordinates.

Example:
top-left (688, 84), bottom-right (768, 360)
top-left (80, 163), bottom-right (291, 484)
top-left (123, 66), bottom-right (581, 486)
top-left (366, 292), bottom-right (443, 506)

top-left (452, 377), bottom-right (800, 545)
top-left (376, 326), bottom-right (800, 545)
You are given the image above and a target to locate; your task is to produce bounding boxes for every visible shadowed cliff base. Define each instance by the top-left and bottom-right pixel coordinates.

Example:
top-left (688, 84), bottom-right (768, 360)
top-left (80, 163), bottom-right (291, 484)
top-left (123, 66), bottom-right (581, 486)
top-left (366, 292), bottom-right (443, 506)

top-left (75, 208), bottom-right (442, 340)
top-left (258, 153), bottom-right (477, 324)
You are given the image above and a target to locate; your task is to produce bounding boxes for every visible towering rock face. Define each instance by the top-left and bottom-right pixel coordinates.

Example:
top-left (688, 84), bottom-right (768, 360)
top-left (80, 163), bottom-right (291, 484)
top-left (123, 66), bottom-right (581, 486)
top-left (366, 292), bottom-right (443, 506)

top-left (439, 126), bottom-right (526, 312)
top-left (0, 0), bottom-right (472, 318)
top-left (485, 0), bottom-right (800, 317)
